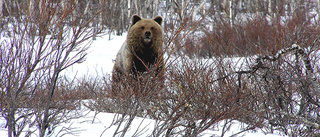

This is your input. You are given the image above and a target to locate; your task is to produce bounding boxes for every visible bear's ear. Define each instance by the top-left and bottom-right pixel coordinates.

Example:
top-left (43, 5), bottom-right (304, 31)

top-left (153, 16), bottom-right (162, 25)
top-left (132, 15), bottom-right (141, 26)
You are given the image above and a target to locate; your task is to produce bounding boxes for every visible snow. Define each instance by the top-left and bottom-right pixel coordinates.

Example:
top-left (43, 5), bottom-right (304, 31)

top-left (0, 33), bottom-right (286, 137)
top-left (50, 108), bottom-right (284, 137)
top-left (50, 109), bottom-right (157, 137)
top-left (63, 33), bottom-right (127, 78)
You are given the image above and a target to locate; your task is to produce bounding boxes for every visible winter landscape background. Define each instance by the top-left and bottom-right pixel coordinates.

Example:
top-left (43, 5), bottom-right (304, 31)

top-left (1, 0), bottom-right (320, 136)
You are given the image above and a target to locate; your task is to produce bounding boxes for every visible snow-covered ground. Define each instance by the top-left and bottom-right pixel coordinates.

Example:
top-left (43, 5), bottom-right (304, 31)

top-left (49, 103), bottom-right (284, 137)
top-left (63, 33), bottom-right (127, 78)
top-left (0, 33), bottom-right (285, 137)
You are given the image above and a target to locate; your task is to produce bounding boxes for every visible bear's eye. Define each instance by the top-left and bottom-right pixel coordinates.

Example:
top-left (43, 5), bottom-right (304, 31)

top-left (141, 26), bottom-right (145, 30)
top-left (151, 27), bottom-right (154, 30)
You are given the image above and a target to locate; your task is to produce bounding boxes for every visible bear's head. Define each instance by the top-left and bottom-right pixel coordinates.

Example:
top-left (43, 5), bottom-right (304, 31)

top-left (128, 15), bottom-right (163, 46)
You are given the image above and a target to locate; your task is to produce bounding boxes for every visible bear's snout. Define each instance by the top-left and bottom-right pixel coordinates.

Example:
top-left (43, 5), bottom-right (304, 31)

top-left (143, 31), bottom-right (152, 44)
top-left (145, 31), bottom-right (151, 37)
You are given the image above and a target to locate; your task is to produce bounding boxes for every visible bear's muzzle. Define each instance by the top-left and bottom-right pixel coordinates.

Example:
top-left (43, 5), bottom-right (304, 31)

top-left (144, 31), bottom-right (152, 43)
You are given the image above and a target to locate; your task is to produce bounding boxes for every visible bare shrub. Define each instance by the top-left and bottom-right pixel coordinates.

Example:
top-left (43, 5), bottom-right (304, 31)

top-left (177, 10), bottom-right (320, 58)
top-left (246, 44), bottom-right (320, 136)
top-left (0, 0), bottom-right (107, 136)
top-left (150, 56), bottom-right (263, 136)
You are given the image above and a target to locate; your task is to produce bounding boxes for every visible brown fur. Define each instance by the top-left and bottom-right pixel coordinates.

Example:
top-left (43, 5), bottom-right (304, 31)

top-left (112, 15), bottom-right (164, 83)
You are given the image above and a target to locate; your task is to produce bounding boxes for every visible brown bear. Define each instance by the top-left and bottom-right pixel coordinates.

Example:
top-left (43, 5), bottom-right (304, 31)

top-left (112, 15), bottom-right (164, 85)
